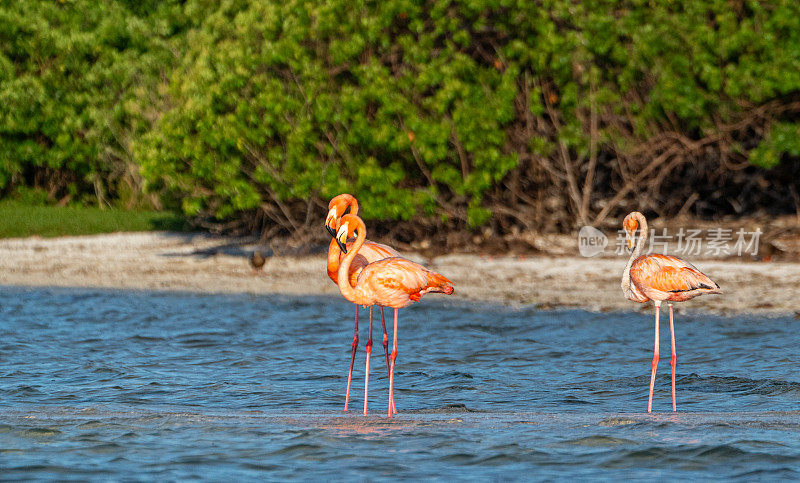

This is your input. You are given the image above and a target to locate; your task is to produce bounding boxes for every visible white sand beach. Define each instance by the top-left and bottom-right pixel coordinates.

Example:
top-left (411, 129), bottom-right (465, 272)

top-left (0, 231), bottom-right (797, 316)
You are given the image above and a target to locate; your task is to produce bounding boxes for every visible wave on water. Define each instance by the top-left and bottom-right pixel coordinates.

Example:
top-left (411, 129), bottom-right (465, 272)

top-left (1, 288), bottom-right (800, 479)
top-left (402, 403), bottom-right (480, 414)
top-left (678, 373), bottom-right (800, 396)
top-left (600, 443), bottom-right (800, 469)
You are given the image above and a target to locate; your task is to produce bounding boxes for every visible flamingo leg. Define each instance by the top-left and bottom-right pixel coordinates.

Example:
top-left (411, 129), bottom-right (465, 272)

top-left (380, 307), bottom-right (390, 377)
top-left (364, 306), bottom-right (373, 415)
top-left (380, 307), bottom-right (397, 415)
top-left (669, 303), bottom-right (677, 412)
top-left (648, 303), bottom-right (660, 413)
top-left (344, 304), bottom-right (359, 412)
top-left (387, 308), bottom-right (399, 418)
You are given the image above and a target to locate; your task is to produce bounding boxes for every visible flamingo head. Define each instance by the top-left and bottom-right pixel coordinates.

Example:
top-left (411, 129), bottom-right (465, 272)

top-left (326, 194), bottom-right (358, 238)
top-left (325, 207), bottom-right (338, 238)
top-left (622, 212), bottom-right (641, 249)
top-left (335, 214), bottom-right (360, 254)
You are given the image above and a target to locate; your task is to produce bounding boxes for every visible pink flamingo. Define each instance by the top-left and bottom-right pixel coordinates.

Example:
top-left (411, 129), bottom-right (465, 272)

top-left (335, 214), bottom-right (454, 417)
top-left (326, 194), bottom-right (400, 414)
top-left (621, 211), bottom-right (722, 413)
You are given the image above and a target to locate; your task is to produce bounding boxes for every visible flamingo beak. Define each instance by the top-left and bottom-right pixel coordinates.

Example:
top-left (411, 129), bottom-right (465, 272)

top-left (336, 224), bottom-right (348, 254)
top-left (325, 208), bottom-right (337, 238)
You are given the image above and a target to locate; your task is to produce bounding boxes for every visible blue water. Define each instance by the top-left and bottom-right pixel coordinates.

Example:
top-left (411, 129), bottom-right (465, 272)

top-left (0, 287), bottom-right (798, 479)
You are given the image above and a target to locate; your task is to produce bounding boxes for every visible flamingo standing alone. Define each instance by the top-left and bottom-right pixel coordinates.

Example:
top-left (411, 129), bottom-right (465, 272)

top-left (325, 194), bottom-right (400, 414)
top-left (621, 211), bottom-right (722, 413)
top-left (335, 214), bottom-right (454, 418)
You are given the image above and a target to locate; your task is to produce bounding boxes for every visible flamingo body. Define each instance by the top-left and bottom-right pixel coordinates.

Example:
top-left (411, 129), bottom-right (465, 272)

top-left (349, 257), bottom-right (454, 309)
top-left (629, 254), bottom-right (721, 303)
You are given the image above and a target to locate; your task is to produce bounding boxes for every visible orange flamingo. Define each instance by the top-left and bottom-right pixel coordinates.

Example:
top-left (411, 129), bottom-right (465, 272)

top-left (621, 211), bottom-right (722, 413)
top-left (335, 214), bottom-right (454, 417)
top-left (325, 194), bottom-right (400, 414)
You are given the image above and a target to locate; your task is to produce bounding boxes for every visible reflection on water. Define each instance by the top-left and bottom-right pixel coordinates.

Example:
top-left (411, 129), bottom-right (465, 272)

top-left (0, 287), bottom-right (798, 478)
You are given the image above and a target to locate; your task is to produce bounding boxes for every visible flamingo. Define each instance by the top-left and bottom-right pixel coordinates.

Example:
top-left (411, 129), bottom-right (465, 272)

top-left (335, 214), bottom-right (454, 417)
top-left (325, 194), bottom-right (400, 414)
top-left (621, 211), bottom-right (722, 413)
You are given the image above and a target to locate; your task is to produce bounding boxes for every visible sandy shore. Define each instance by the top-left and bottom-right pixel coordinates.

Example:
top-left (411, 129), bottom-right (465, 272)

top-left (0, 232), bottom-right (797, 316)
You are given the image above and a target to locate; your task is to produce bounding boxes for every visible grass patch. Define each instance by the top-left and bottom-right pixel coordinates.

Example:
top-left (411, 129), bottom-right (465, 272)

top-left (0, 201), bottom-right (189, 238)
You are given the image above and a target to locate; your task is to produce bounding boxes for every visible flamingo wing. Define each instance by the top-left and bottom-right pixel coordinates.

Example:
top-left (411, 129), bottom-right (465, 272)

top-left (356, 240), bottom-right (400, 264)
top-left (631, 254), bottom-right (719, 293)
top-left (358, 257), bottom-right (453, 308)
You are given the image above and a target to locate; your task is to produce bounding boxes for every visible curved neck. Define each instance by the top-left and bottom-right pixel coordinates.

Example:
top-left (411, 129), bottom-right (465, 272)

top-left (337, 217), bottom-right (366, 303)
top-left (631, 212), bottom-right (648, 260)
top-left (327, 237), bottom-right (341, 275)
top-left (347, 196), bottom-right (359, 217)
top-left (622, 213), bottom-right (648, 294)
top-left (334, 194), bottom-right (358, 217)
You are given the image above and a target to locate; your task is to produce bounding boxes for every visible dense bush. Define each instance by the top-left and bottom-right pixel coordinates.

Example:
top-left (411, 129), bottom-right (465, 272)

top-left (136, 0), bottom-right (519, 234)
top-left (3, 1), bottom-right (800, 240)
top-left (0, 0), bottom-right (186, 207)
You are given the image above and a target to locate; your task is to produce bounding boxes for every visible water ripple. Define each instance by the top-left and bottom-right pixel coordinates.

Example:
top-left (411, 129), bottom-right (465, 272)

top-left (0, 287), bottom-right (798, 479)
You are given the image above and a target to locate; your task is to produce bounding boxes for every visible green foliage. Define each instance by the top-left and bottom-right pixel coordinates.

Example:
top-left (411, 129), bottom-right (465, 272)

top-left (136, 0), bottom-right (519, 226)
top-left (12, 186), bottom-right (50, 206)
top-left (139, 0), bottom-right (800, 228)
top-left (750, 123), bottom-right (800, 169)
top-left (0, 200), bottom-right (187, 238)
top-left (0, 0), bottom-right (187, 205)
top-left (4, 0), bottom-right (800, 231)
